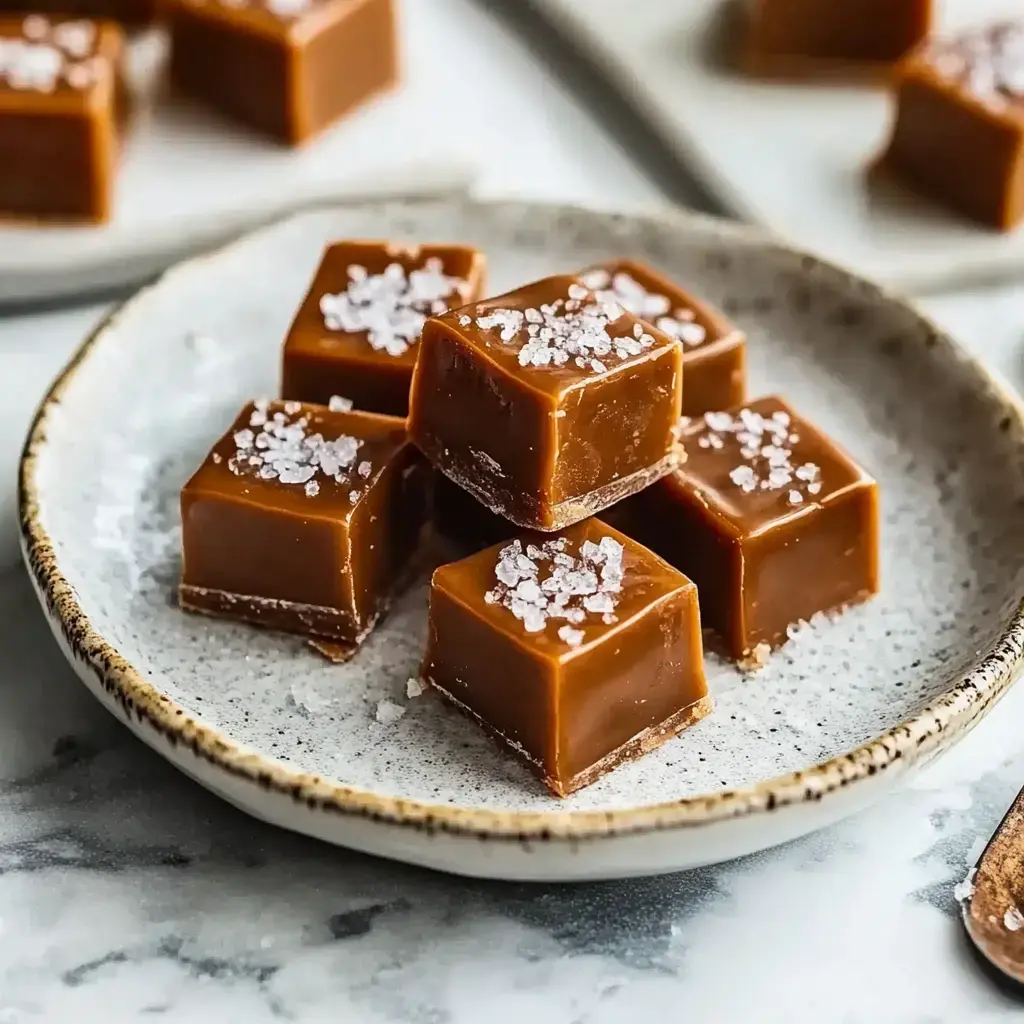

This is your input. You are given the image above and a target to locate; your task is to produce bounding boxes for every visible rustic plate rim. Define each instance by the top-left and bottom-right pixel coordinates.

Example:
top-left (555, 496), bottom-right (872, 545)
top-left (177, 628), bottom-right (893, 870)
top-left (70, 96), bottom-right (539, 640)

top-left (18, 195), bottom-right (1024, 843)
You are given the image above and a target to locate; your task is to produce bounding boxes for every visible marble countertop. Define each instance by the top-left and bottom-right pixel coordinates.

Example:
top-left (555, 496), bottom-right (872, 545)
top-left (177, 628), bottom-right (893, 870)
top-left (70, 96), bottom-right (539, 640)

top-left (1, 3), bottom-right (1023, 1021)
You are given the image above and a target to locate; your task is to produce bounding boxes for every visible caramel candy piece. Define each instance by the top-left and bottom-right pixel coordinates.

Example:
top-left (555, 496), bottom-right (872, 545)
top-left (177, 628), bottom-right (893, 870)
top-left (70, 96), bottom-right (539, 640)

top-left (408, 275), bottom-right (684, 532)
top-left (422, 519), bottom-right (711, 797)
top-left (180, 399), bottom-right (430, 644)
top-left (281, 241), bottom-right (486, 417)
top-left (615, 396), bottom-right (879, 662)
top-left (879, 23), bottom-right (1024, 231)
top-left (167, 0), bottom-right (398, 146)
top-left (743, 0), bottom-right (934, 77)
top-left (0, 16), bottom-right (124, 223)
top-left (579, 260), bottom-right (746, 417)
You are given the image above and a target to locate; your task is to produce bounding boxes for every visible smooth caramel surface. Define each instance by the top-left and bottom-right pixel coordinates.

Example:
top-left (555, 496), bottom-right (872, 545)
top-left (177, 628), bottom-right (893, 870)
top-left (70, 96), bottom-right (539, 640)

top-left (282, 240), bottom-right (486, 416)
top-left (180, 399), bottom-right (430, 642)
top-left (880, 23), bottom-right (1024, 231)
top-left (578, 259), bottom-right (747, 416)
top-left (167, 0), bottom-right (398, 145)
top-left (616, 396), bottom-right (879, 659)
top-left (423, 518), bottom-right (709, 796)
top-left (408, 274), bottom-right (683, 531)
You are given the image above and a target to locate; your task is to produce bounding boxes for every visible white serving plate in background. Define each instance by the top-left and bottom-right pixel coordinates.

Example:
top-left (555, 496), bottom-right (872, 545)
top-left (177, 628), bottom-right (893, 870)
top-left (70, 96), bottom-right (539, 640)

top-left (530, 0), bottom-right (1024, 293)
top-left (0, 0), bottom-right (487, 305)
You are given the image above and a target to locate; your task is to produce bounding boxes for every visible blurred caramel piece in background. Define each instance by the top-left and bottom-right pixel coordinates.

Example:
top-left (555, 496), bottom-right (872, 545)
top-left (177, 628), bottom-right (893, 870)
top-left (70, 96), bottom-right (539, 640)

top-left (880, 21), bottom-right (1024, 231)
top-left (742, 0), bottom-right (933, 78)
top-left (167, 0), bottom-right (398, 146)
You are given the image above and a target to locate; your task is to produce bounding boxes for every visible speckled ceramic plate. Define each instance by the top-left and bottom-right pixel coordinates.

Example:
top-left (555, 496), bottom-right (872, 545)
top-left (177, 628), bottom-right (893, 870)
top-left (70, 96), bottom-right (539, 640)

top-left (18, 196), bottom-right (1024, 882)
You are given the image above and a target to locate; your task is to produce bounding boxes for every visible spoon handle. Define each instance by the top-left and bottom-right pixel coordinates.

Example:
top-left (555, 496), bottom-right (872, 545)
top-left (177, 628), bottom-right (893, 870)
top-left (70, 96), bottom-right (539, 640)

top-left (963, 784), bottom-right (1024, 983)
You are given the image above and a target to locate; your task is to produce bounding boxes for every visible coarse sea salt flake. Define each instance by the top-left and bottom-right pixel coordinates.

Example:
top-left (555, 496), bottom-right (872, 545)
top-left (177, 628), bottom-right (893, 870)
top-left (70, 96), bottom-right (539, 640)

top-left (558, 625), bottom-right (585, 648)
top-left (375, 699), bottom-right (405, 725)
top-left (953, 867), bottom-right (977, 903)
top-left (487, 534), bottom-right (626, 639)
top-left (321, 257), bottom-right (467, 358)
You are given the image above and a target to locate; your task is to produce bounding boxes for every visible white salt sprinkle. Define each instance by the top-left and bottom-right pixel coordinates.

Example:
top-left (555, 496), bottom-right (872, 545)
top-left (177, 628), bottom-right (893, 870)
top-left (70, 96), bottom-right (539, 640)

top-left (953, 867), bottom-right (977, 903)
top-left (927, 21), bottom-right (1024, 110)
top-left (375, 699), bottom-right (405, 725)
top-left (320, 257), bottom-right (469, 358)
top-left (476, 286), bottom-right (656, 374)
top-left (265, 0), bottom-right (311, 17)
top-left (51, 19), bottom-right (95, 57)
top-left (0, 17), bottom-right (102, 93)
top-left (580, 267), bottom-right (708, 348)
top-left (225, 401), bottom-right (366, 496)
top-left (697, 408), bottom-right (824, 504)
top-left (486, 535), bottom-right (625, 645)
top-left (328, 395), bottom-right (353, 412)
top-left (557, 625), bottom-right (585, 648)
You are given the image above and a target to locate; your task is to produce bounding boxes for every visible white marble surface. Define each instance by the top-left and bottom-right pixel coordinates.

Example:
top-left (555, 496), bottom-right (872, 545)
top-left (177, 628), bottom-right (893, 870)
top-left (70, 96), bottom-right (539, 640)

top-left (0, 2), bottom-right (1023, 1020)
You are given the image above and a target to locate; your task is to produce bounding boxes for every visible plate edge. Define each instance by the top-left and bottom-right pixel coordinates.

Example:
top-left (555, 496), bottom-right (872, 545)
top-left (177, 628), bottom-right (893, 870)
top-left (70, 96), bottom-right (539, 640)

top-left (16, 193), bottom-right (1024, 842)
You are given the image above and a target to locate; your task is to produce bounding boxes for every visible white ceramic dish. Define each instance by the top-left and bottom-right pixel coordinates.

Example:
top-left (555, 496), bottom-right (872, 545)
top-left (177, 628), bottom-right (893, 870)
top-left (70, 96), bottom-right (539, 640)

top-left (0, 6), bottom-right (476, 305)
top-left (19, 195), bottom-right (1024, 881)
top-left (530, 0), bottom-right (1024, 294)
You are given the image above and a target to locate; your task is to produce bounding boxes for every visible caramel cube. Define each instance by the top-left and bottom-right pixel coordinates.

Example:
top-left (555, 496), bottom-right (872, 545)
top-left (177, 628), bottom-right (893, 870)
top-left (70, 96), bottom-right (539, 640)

top-left (615, 396), bottom-right (879, 662)
top-left (880, 23), bottom-right (1024, 231)
top-left (743, 0), bottom-right (934, 76)
top-left (0, 16), bottom-right (124, 223)
top-left (408, 275), bottom-right (684, 532)
top-left (281, 241), bottom-right (486, 417)
top-left (422, 519), bottom-right (711, 797)
top-left (167, 0), bottom-right (398, 146)
top-left (579, 260), bottom-right (746, 417)
top-left (180, 399), bottom-right (430, 644)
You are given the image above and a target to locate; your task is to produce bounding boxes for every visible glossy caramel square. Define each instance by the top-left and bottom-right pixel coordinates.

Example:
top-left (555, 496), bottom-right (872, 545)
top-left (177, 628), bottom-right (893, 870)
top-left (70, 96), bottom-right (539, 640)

top-left (0, 16), bottom-right (124, 222)
top-left (579, 259), bottom-right (746, 416)
top-left (408, 274), bottom-right (684, 532)
top-left (281, 240), bottom-right (487, 417)
top-left (166, 0), bottom-right (398, 145)
top-left (614, 396), bottom-right (879, 662)
top-left (880, 23), bottom-right (1024, 231)
top-left (422, 518), bottom-right (711, 797)
top-left (743, 0), bottom-right (933, 77)
top-left (180, 399), bottom-right (430, 644)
